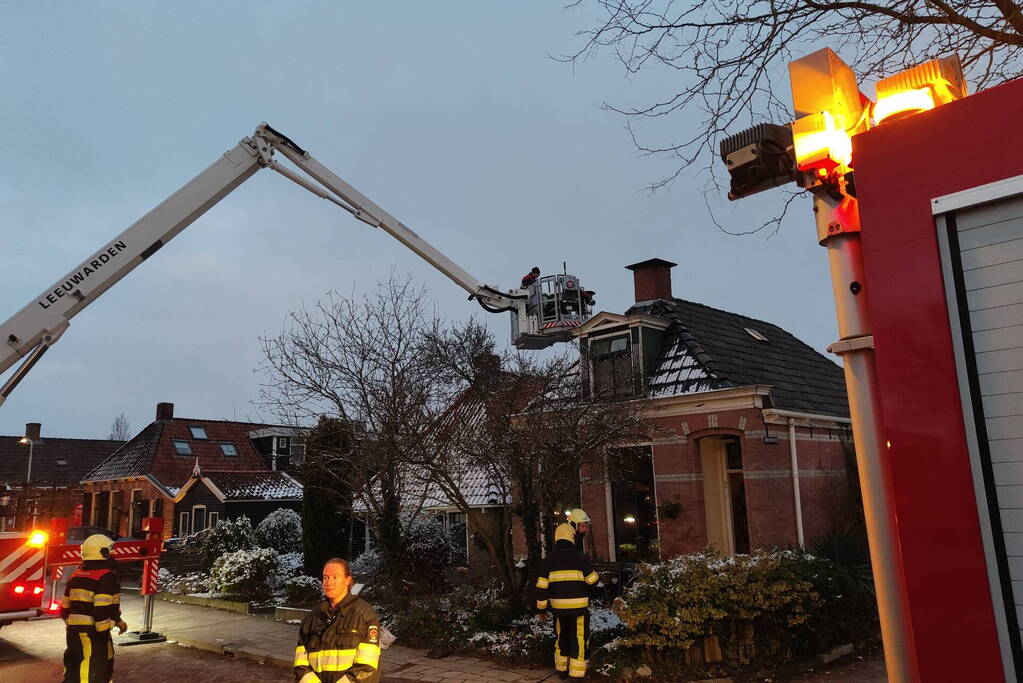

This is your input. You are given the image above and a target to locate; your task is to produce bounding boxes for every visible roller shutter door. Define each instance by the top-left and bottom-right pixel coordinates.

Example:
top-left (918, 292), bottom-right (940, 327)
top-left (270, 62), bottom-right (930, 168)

top-left (939, 184), bottom-right (1023, 675)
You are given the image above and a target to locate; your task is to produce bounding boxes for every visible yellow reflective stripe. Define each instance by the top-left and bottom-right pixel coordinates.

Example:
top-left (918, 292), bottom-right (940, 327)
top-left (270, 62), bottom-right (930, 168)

top-left (94, 618), bottom-right (113, 632)
top-left (93, 593), bottom-right (118, 607)
top-left (576, 614), bottom-right (586, 660)
top-left (354, 642), bottom-right (381, 668)
top-left (79, 632), bottom-right (91, 682)
top-left (298, 673), bottom-right (321, 683)
top-left (66, 614), bottom-right (95, 626)
top-left (307, 648), bottom-right (356, 672)
top-left (535, 576), bottom-right (549, 588)
top-left (294, 645), bottom-right (310, 667)
top-left (549, 570), bottom-right (584, 582)
top-left (60, 596), bottom-right (71, 608)
top-left (69, 588), bottom-right (95, 603)
top-left (536, 599), bottom-right (548, 610)
top-left (584, 571), bottom-right (599, 585)
top-left (550, 597), bottom-right (589, 609)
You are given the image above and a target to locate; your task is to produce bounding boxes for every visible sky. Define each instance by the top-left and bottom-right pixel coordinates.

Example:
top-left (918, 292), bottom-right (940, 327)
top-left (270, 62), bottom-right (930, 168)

top-left (0, 2), bottom-right (838, 440)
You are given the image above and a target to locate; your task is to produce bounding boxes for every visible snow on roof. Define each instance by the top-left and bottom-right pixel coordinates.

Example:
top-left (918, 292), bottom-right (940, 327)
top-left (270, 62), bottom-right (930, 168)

top-left (203, 470), bottom-right (303, 501)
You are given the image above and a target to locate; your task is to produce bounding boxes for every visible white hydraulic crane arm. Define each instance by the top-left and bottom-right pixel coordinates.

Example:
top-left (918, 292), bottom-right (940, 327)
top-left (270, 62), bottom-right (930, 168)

top-left (0, 123), bottom-right (522, 405)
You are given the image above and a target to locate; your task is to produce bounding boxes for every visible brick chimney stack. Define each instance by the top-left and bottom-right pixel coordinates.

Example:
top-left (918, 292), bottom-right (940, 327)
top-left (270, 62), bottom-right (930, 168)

top-left (626, 258), bottom-right (677, 302)
top-left (24, 423), bottom-right (41, 441)
top-left (156, 402), bottom-right (174, 421)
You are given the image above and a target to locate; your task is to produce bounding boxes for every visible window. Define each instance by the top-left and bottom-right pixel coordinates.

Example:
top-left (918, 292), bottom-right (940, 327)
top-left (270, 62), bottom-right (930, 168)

top-left (192, 505), bottom-right (207, 534)
top-left (275, 436), bottom-right (291, 456)
top-left (189, 425), bottom-right (208, 439)
top-left (609, 447), bottom-right (659, 562)
top-left (93, 491), bottom-right (110, 529)
top-left (172, 439), bottom-right (192, 455)
top-left (723, 438), bottom-right (750, 554)
top-left (351, 517), bottom-right (374, 558)
top-left (590, 334), bottom-right (635, 398)
top-left (445, 512), bottom-right (468, 567)
top-left (151, 498), bottom-right (164, 519)
top-left (130, 489), bottom-right (145, 537)
top-left (178, 511), bottom-right (190, 536)
top-left (208, 511), bottom-right (220, 528)
top-left (220, 442), bottom-right (238, 456)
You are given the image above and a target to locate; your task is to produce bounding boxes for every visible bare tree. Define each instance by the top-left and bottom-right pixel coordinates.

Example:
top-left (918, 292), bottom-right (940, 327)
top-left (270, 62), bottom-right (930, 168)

top-left (108, 412), bottom-right (131, 441)
top-left (257, 273), bottom-right (446, 574)
top-left (421, 320), bottom-right (659, 607)
top-left (564, 0), bottom-right (1023, 205)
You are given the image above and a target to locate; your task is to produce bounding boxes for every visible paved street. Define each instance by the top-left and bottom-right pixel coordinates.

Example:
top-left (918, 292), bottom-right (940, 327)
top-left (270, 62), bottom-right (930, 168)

top-left (0, 593), bottom-right (546, 682)
top-left (0, 593), bottom-right (885, 682)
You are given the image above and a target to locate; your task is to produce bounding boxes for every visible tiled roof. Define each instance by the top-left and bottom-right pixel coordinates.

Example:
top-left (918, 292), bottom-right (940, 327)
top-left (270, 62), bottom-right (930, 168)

top-left (82, 422), bottom-right (164, 483)
top-left (0, 435), bottom-right (123, 487)
top-left (204, 470), bottom-right (303, 501)
top-left (82, 416), bottom-right (303, 493)
top-left (629, 298), bottom-right (849, 417)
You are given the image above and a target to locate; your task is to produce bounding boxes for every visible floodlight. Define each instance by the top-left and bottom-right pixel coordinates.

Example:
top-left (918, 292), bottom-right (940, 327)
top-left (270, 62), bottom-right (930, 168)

top-left (789, 49), bottom-right (866, 172)
top-left (874, 55), bottom-right (967, 124)
top-left (719, 123), bottom-right (796, 200)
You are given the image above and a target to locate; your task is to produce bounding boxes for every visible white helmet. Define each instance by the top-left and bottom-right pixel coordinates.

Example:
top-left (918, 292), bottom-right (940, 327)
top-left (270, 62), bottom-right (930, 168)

top-left (567, 508), bottom-right (591, 527)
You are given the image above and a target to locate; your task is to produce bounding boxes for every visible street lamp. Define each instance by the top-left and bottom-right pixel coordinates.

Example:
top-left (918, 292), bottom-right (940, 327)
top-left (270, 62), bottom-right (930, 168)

top-left (18, 437), bottom-right (34, 483)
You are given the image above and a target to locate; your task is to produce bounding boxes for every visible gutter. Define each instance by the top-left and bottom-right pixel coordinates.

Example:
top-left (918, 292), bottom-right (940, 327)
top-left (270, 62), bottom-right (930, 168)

top-left (789, 418), bottom-right (805, 548)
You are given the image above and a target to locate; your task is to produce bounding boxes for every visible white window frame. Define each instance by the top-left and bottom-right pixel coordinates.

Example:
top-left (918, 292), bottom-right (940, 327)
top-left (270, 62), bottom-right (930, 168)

top-left (208, 511), bottom-right (220, 528)
top-left (178, 511), bottom-right (190, 537)
top-left (191, 505), bottom-right (207, 534)
top-left (445, 511), bottom-right (469, 567)
top-left (189, 425), bottom-right (208, 440)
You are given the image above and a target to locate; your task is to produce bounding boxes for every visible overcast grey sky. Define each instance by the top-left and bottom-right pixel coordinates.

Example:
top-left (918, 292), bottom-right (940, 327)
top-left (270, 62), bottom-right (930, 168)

top-left (0, 2), bottom-right (837, 439)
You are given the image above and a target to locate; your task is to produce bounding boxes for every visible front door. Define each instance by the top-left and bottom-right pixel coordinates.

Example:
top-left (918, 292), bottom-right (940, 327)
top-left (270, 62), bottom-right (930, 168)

top-left (700, 436), bottom-right (750, 554)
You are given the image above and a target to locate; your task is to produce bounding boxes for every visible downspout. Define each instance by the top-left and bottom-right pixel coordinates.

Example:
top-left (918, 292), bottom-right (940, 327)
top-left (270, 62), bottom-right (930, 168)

top-left (789, 418), bottom-right (805, 548)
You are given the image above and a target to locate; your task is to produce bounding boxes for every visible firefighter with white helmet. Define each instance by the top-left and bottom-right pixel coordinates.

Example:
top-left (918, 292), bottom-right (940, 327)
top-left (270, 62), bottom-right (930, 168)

top-left (535, 509), bottom-right (600, 679)
top-left (60, 533), bottom-right (127, 682)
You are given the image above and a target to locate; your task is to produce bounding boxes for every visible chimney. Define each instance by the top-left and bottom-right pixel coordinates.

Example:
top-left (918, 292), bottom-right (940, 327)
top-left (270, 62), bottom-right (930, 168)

top-left (24, 423), bottom-right (41, 441)
top-left (156, 402), bottom-right (174, 421)
top-left (626, 258), bottom-right (677, 302)
top-left (472, 353), bottom-right (501, 380)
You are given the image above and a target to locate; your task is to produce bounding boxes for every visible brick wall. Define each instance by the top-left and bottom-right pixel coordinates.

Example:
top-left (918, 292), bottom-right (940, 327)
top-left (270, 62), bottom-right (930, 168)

top-left (81, 479), bottom-right (175, 539)
top-left (586, 407), bottom-right (854, 561)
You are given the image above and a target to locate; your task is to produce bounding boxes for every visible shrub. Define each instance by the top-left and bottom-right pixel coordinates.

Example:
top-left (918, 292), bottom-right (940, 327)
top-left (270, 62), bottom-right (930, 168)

top-left (276, 552), bottom-right (306, 581)
top-left (156, 568), bottom-right (209, 595)
top-left (284, 575), bottom-right (323, 604)
top-left (402, 515), bottom-right (456, 582)
top-left (201, 516), bottom-right (256, 571)
top-left (612, 549), bottom-right (830, 652)
top-left (209, 547), bottom-right (280, 599)
top-left (255, 508), bottom-right (303, 554)
top-left (350, 549), bottom-right (382, 584)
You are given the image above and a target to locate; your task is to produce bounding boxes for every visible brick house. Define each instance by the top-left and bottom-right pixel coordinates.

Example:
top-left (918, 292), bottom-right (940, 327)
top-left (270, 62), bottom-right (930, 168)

top-left (80, 402), bottom-right (305, 539)
top-left (0, 423), bottom-right (122, 531)
top-left (577, 259), bottom-right (854, 562)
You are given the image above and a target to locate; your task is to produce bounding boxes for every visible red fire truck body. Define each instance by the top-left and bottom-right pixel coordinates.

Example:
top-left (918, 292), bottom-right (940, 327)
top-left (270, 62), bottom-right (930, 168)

top-left (855, 76), bottom-right (1023, 681)
top-left (0, 530), bottom-right (47, 625)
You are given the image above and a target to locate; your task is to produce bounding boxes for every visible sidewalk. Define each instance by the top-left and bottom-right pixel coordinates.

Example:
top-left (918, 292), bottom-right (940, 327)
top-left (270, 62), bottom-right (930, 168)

top-left (120, 593), bottom-right (549, 682)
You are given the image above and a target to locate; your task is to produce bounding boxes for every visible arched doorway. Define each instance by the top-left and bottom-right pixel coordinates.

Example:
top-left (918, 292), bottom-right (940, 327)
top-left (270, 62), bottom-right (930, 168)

top-left (699, 436), bottom-right (750, 554)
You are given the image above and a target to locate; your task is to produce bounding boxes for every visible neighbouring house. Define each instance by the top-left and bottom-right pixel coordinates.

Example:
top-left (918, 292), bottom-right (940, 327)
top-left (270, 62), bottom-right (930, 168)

top-left (350, 356), bottom-right (525, 574)
top-left (0, 423), bottom-right (123, 531)
top-left (80, 402), bottom-right (306, 539)
top-left (576, 258), bottom-right (854, 563)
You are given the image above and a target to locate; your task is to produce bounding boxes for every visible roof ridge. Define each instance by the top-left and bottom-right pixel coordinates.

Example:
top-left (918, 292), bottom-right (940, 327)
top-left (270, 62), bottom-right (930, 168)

top-left (160, 417), bottom-right (305, 428)
top-left (0, 435), bottom-right (125, 444)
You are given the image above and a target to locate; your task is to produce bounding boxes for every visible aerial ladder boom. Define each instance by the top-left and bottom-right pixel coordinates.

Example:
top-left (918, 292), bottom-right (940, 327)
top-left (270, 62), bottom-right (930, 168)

top-left (0, 123), bottom-right (579, 405)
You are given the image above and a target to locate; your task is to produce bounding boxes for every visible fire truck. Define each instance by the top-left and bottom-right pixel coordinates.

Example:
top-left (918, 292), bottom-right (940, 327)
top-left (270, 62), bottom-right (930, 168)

top-left (0, 517), bottom-right (164, 639)
top-left (0, 122), bottom-right (593, 406)
top-left (0, 528), bottom-right (48, 627)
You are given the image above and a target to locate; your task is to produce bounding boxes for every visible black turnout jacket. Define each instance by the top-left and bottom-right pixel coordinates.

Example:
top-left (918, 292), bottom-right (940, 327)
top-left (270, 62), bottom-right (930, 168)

top-left (294, 593), bottom-right (382, 683)
top-left (535, 539), bottom-right (600, 616)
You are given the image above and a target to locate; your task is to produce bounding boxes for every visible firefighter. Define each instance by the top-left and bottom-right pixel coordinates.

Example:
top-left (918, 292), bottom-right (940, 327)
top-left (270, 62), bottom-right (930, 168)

top-left (521, 266), bottom-right (541, 288)
top-left (566, 508), bottom-right (591, 549)
top-left (535, 512), bottom-right (600, 680)
top-left (60, 534), bottom-right (127, 683)
top-left (294, 558), bottom-right (382, 683)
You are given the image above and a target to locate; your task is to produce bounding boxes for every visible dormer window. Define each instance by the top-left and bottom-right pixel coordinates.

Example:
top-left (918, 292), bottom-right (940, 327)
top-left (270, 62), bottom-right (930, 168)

top-left (590, 334), bottom-right (635, 398)
top-left (189, 426), bottom-right (208, 439)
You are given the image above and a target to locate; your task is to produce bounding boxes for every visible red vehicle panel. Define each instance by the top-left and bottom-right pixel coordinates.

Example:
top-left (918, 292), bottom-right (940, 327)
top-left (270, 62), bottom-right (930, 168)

top-left (854, 77), bottom-right (1023, 681)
